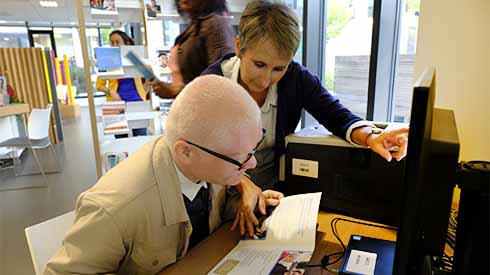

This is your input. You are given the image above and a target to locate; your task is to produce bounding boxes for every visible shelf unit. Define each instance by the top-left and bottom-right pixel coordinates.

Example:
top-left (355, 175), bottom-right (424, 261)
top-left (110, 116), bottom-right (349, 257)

top-left (76, 0), bottom-right (152, 178)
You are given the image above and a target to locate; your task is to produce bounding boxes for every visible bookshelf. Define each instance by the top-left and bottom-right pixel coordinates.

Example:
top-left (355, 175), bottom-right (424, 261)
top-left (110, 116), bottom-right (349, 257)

top-left (76, 0), bottom-right (152, 178)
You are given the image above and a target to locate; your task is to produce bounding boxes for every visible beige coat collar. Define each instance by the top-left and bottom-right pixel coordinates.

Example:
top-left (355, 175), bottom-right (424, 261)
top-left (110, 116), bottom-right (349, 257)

top-left (151, 136), bottom-right (226, 232)
top-left (152, 137), bottom-right (189, 226)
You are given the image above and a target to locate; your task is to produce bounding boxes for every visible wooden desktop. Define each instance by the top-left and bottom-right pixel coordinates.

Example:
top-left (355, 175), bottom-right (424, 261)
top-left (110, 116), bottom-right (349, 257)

top-left (159, 211), bottom-right (397, 275)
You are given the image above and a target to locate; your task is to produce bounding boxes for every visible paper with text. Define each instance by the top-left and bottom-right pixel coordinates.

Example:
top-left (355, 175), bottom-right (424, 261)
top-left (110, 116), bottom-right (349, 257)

top-left (208, 192), bottom-right (321, 275)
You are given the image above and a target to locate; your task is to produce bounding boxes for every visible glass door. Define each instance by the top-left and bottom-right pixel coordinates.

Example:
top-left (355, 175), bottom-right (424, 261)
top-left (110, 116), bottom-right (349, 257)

top-left (28, 30), bottom-right (58, 57)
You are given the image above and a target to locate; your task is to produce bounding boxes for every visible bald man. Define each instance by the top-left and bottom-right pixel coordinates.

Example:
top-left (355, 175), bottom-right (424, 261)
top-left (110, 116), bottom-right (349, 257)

top-left (44, 75), bottom-right (283, 275)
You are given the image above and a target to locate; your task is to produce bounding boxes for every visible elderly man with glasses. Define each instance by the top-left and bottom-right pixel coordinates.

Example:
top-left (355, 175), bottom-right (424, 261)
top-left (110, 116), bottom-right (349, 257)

top-left (44, 75), bottom-right (283, 275)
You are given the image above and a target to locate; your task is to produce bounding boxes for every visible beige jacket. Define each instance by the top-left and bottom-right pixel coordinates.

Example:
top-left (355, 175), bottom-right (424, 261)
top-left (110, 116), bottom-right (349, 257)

top-left (44, 137), bottom-right (227, 275)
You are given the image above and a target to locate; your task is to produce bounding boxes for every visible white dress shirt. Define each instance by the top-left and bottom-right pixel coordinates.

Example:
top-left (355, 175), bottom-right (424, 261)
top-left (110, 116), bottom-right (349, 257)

top-left (174, 162), bottom-right (207, 201)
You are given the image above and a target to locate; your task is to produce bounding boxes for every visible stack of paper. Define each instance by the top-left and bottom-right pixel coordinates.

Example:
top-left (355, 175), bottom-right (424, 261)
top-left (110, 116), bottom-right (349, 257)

top-left (208, 192), bottom-right (322, 275)
top-left (102, 101), bottom-right (126, 115)
top-left (102, 101), bottom-right (129, 135)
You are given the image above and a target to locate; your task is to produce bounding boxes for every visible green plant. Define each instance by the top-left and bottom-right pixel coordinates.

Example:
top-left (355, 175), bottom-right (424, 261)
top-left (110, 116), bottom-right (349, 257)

top-left (406, 0), bottom-right (420, 12)
top-left (324, 72), bottom-right (335, 91)
top-left (326, 0), bottom-right (353, 41)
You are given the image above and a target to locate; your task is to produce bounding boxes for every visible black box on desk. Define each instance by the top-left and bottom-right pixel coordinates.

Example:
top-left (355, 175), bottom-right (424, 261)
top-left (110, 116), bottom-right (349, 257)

top-left (281, 125), bottom-right (406, 226)
top-left (339, 235), bottom-right (395, 275)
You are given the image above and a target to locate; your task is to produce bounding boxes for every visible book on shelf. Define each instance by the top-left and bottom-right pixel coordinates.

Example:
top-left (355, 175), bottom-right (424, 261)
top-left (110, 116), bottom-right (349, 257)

top-left (208, 192), bottom-right (322, 275)
top-left (102, 101), bottom-right (129, 134)
top-left (0, 76), bottom-right (7, 106)
top-left (104, 151), bottom-right (129, 171)
top-left (103, 114), bottom-right (129, 135)
top-left (101, 101), bottom-right (126, 115)
top-left (90, 0), bottom-right (118, 15)
top-left (144, 0), bottom-right (161, 18)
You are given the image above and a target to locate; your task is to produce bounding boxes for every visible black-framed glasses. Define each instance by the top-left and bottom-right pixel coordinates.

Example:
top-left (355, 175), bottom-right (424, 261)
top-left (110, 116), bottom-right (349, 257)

top-left (184, 128), bottom-right (266, 170)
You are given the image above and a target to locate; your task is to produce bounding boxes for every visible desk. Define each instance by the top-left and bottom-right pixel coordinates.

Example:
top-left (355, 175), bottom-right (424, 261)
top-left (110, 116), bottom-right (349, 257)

top-left (160, 211), bottom-right (396, 275)
top-left (0, 103), bottom-right (29, 117)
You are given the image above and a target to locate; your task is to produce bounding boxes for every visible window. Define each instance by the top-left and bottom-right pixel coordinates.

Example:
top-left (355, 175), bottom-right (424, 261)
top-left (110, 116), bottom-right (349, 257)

top-left (316, 0), bottom-right (420, 123)
top-left (0, 26), bottom-right (29, 48)
top-left (278, 0), bottom-right (304, 63)
top-left (322, 0), bottom-right (374, 119)
top-left (392, 0), bottom-right (420, 122)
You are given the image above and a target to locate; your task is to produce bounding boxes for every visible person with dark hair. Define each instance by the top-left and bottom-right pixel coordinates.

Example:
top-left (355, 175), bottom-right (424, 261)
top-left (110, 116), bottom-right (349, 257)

top-left (96, 30), bottom-right (149, 137)
top-left (151, 0), bottom-right (235, 98)
top-left (108, 30), bottom-right (135, 46)
top-left (158, 51), bottom-right (169, 68)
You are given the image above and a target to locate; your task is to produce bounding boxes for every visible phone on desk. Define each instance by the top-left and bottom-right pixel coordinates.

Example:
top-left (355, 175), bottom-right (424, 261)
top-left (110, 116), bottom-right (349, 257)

top-left (125, 51), bottom-right (156, 81)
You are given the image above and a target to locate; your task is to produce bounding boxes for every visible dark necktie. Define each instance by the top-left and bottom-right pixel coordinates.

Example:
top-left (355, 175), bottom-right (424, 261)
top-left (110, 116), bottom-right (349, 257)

top-left (183, 182), bottom-right (210, 249)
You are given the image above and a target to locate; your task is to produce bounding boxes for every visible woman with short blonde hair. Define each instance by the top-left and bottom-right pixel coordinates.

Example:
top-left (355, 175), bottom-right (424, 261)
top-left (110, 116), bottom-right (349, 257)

top-left (237, 0), bottom-right (300, 58)
top-left (202, 0), bottom-right (409, 238)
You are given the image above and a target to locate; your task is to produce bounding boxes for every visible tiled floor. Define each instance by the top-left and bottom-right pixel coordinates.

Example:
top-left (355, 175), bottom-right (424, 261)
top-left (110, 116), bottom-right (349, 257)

top-left (0, 107), bottom-right (98, 275)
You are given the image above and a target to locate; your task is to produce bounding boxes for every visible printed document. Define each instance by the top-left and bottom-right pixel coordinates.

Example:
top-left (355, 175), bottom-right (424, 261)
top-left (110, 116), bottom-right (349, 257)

top-left (208, 192), bottom-right (321, 275)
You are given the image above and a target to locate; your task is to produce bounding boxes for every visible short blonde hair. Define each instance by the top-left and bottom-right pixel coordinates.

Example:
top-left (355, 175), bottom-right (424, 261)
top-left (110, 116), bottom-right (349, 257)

top-left (165, 75), bottom-right (261, 152)
top-left (238, 1), bottom-right (300, 58)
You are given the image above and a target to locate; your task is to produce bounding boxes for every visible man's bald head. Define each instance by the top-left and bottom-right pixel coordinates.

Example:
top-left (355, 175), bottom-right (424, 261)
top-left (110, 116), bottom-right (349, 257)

top-left (165, 75), bottom-right (261, 153)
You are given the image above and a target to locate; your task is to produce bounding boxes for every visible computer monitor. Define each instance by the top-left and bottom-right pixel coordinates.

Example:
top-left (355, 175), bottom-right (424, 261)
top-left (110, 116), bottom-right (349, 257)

top-left (393, 67), bottom-right (460, 275)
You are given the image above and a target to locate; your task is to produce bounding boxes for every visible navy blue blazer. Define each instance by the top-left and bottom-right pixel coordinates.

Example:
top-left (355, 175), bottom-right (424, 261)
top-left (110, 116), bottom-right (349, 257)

top-left (202, 53), bottom-right (362, 162)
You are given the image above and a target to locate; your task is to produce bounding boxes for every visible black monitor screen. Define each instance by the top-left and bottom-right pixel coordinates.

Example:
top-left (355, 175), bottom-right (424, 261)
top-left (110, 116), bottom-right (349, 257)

top-left (393, 67), bottom-right (460, 275)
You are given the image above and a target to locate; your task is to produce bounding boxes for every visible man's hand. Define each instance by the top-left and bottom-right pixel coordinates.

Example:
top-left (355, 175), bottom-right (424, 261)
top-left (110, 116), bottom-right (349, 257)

top-left (231, 176), bottom-right (264, 237)
top-left (231, 176), bottom-right (285, 236)
top-left (367, 127), bottom-right (409, 162)
top-left (262, 190), bottom-right (283, 208)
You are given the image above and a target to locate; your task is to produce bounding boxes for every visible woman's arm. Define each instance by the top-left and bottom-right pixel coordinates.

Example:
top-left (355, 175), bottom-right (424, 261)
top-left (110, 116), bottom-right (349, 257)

top-left (151, 81), bottom-right (184, 99)
top-left (96, 78), bottom-right (121, 101)
top-left (298, 65), bottom-right (408, 161)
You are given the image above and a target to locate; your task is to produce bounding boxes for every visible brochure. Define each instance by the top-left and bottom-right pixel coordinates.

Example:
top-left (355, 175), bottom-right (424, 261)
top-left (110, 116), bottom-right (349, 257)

top-left (145, 0), bottom-right (161, 18)
top-left (90, 0), bottom-right (118, 15)
top-left (208, 192), bottom-right (322, 275)
top-left (103, 114), bottom-right (129, 135)
top-left (0, 76), bottom-right (7, 106)
top-left (102, 101), bottom-right (129, 135)
top-left (95, 47), bottom-right (123, 73)
top-left (104, 151), bottom-right (129, 171)
top-left (125, 50), bottom-right (156, 81)
top-left (101, 101), bottom-right (126, 115)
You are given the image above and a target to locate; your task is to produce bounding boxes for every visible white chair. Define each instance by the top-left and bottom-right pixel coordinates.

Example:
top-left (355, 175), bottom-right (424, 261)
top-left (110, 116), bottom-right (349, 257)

top-left (0, 104), bottom-right (61, 183)
top-left (25, 211), bottom-right (75, 275)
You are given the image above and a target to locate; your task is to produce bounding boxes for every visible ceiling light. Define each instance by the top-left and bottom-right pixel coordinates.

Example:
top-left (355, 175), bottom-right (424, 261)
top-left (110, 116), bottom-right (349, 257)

top-left (40, 1), bottom-right (58, 8)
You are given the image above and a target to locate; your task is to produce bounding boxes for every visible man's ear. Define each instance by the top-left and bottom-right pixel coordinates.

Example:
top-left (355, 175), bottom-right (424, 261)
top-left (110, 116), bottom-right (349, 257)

top-left (173, 140), bottom-right (192, 164)
top-left (235, 35), bottom-right (241, 57)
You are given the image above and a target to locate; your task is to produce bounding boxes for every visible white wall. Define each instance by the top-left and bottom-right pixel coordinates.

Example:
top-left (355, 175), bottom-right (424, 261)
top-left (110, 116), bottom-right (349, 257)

top-left (415, 0), bottom-right (490, 161)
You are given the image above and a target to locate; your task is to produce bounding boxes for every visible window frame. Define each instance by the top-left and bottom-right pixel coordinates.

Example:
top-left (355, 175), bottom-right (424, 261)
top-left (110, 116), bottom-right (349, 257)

top-left (302, 0), bottom-right (407, 127)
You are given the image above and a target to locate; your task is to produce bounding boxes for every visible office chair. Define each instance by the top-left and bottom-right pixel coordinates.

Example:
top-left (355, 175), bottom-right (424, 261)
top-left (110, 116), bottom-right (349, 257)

top-left (25, 211), bottom-right (75, 275)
